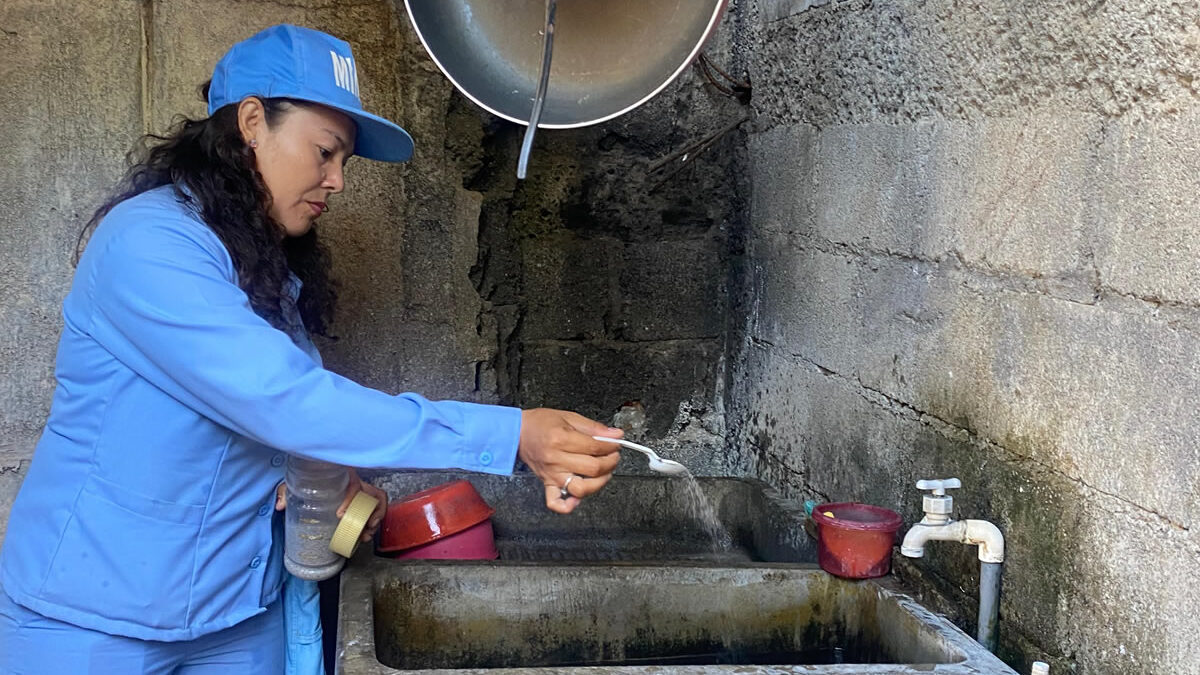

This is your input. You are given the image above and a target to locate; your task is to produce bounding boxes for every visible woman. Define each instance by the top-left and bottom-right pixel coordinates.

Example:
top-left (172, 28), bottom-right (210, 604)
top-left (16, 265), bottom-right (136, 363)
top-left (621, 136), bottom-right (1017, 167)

top-left (0, 24), bottom-right (621, 674)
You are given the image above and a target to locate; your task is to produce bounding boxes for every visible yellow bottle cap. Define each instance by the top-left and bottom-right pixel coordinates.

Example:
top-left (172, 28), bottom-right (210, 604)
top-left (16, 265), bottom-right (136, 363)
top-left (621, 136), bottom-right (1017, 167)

top-left (329, 491), bottom-right (380, 558)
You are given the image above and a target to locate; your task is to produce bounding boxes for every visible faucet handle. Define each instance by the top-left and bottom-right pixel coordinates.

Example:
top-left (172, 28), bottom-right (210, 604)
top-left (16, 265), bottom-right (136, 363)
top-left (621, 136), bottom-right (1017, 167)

top-left (915, 479), bottom-right (960, 519)
top-left (916, 478), bottom-right (961, 495)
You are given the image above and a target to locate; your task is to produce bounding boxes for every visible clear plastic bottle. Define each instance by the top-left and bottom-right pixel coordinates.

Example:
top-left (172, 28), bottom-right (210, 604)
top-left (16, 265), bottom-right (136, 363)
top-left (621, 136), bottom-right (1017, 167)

top-left (284, 457), bottom-right (349, 581)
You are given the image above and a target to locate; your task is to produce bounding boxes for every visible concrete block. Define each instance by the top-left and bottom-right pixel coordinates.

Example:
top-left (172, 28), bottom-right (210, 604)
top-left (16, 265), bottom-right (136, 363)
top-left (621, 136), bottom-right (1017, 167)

top-left (521, 234), bottom-right (616, 341)
top-left (752, 2), bottom-right (1200, 126)
top-left (1058, 497), bottom-right (1200, 675)
top-left (617, 239), bottom-right (725, 341)
top-left (727, 341), bottom-right (915, 510)
top-left (926, 116), bottom-right (1100, 290)
top-left (1095, 110), bottom-right (1200, 306)
top-left (398, 185), bottom-right (486, 329)
top-left (805, 117), bottom-right (1101, 291)
top-left (750, 125), bottom-right (817, 237)
top-left (148, 9), bottom-right (400, 198)
top-left (149, 6), bottom-right (307, 129)
top-left (518, 340), bottom-right (721, 436)
top-left (751, 230), bottom-right (862, 377)
top-left (320, 317), bottom-right (485, 403)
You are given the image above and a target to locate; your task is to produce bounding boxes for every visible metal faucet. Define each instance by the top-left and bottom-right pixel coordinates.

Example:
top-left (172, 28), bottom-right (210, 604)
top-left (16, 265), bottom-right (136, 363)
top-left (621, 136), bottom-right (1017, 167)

top-left (900, 478), bottom-right (1005, 653)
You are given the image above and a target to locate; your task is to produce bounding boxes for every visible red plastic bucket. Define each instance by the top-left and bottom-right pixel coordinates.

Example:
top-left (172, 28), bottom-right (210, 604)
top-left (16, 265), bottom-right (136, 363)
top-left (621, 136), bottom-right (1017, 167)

top-left (812, 502), bottom-right (903, 579)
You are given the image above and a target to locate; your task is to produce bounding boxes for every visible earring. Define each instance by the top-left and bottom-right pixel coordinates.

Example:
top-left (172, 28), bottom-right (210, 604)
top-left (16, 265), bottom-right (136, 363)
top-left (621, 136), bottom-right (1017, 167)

top-left (249, 139), bottom-right (258, 149)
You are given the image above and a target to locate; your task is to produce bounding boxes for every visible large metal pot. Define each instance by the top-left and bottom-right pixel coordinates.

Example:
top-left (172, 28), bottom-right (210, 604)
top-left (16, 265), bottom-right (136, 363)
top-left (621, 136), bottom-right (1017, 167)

top-left (403, 0), bottom-right (729, 129)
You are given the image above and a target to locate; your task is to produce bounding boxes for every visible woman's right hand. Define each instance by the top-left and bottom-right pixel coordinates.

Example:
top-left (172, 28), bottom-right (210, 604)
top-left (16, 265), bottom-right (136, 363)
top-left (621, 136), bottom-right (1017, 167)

top-left (517, 408), bottom-right (623, 514)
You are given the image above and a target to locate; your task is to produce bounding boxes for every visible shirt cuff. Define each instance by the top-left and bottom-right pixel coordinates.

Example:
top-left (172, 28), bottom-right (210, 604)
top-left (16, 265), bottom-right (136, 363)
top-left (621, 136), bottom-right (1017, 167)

top-left (453, 402), bottom-right (522, 475)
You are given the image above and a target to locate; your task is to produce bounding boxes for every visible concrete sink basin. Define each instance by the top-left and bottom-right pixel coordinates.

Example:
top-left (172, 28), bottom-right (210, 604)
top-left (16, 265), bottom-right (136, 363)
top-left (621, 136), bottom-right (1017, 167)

top-left (338, 473), bottom-right (1016, 674)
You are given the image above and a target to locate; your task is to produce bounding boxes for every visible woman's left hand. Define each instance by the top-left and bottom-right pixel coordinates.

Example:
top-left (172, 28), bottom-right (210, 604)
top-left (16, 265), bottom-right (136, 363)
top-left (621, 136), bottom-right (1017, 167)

top-left (274, 467), bottom-right (389, 543)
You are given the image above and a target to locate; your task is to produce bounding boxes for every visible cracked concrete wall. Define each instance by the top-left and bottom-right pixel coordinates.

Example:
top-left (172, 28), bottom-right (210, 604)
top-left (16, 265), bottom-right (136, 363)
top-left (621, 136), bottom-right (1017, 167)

top-left (731, 1), bottom-right (1200, 673)
top-left (446, 12), bottom-right (748, 476)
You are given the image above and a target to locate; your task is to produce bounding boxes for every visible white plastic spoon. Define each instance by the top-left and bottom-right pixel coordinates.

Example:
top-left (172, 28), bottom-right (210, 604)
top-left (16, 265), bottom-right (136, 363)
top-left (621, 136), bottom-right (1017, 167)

top-left (592, 436), bottom-right (689, 476)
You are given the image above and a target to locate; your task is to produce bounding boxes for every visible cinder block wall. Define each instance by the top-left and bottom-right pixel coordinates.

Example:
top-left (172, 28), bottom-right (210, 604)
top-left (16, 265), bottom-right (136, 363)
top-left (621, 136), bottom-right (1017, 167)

top-left (728, 1), bottom-right (1200, 673)
top-left (0, 0), bottom-right (742, 543)
top-left (460, 63), bottom-right (747, 474)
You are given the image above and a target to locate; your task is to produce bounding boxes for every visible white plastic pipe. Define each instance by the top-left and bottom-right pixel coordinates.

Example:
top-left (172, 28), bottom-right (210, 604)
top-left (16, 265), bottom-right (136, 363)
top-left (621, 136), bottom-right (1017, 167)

top-left (900, 519), bottom-right (1005, 563)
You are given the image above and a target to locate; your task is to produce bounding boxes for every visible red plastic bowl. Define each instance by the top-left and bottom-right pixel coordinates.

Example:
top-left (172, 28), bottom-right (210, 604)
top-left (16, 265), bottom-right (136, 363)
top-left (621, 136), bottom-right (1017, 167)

top-left (377, 480), bottom-right (495, 554)
top-left (390, 519), bottom-right (498, 560)
top-left (812, 502), bottom-right (903, 579)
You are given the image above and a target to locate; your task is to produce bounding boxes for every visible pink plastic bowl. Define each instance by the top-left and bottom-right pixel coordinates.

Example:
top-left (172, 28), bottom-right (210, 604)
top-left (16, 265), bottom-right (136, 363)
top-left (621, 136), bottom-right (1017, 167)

top-left (388, 518), bottom-right (498, 560)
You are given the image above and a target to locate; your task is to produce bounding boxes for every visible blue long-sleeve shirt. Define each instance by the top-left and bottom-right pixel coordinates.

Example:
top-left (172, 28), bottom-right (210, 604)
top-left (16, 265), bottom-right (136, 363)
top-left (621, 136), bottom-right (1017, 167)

top-left (0, 185), bottom-right (522, 641)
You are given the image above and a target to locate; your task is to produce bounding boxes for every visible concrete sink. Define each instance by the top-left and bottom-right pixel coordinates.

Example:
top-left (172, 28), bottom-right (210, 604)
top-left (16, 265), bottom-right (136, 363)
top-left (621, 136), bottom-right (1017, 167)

top-left (337, 473), bottom-right (1016, 674)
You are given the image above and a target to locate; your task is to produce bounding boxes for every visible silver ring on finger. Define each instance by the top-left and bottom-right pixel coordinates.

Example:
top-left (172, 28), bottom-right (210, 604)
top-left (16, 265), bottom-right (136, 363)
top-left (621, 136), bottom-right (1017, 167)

top-left (559, 475), bottom-right (576, 501)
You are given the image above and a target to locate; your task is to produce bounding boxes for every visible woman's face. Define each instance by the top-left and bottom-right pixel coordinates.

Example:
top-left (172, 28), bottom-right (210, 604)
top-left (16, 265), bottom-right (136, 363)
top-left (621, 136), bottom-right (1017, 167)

top-left (240, 99), bottom-right (357, 237)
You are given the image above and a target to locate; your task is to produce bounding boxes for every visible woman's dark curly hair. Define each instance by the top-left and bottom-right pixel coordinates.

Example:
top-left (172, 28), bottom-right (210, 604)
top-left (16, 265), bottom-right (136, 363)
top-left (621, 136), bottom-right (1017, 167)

top-left (76, 81), bottom-right (337, 338)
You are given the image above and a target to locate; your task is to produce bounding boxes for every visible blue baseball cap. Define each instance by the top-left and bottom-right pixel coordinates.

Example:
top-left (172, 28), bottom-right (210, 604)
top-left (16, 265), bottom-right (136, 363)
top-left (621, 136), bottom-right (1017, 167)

top-left (208, 24), bottom-right (413, 162)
